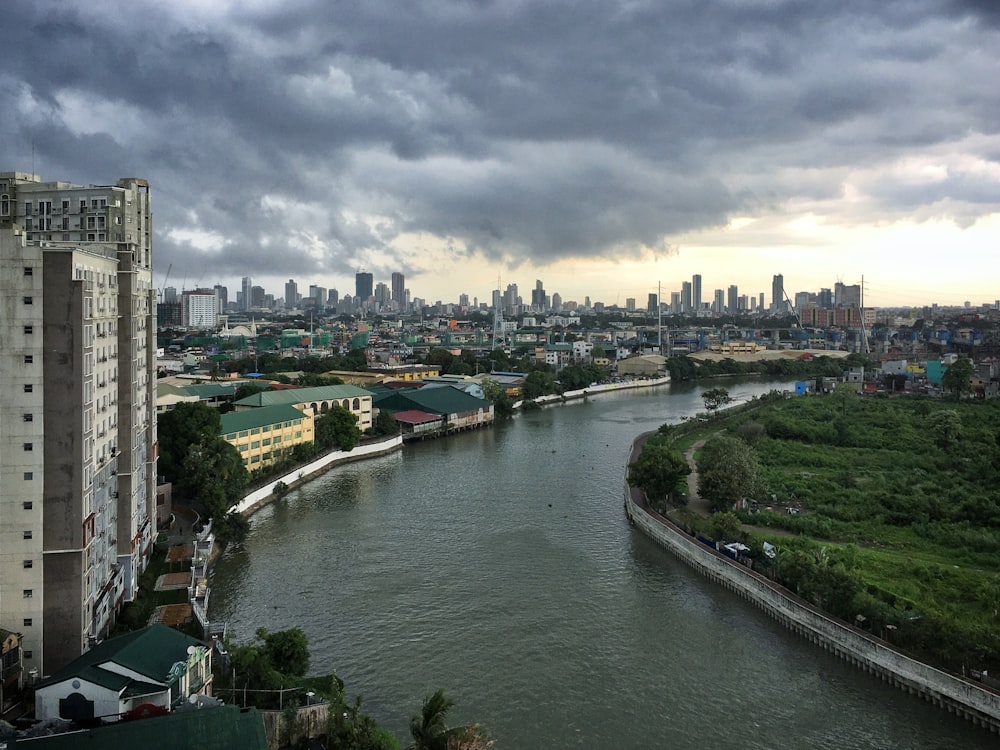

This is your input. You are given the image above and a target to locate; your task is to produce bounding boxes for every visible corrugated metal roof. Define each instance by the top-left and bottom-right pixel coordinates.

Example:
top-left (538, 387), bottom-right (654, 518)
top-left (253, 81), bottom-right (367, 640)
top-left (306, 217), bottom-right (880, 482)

top-left (220, 404), bottom-right (308, 435)
top-left (234, 383), bottom-right (372, 407)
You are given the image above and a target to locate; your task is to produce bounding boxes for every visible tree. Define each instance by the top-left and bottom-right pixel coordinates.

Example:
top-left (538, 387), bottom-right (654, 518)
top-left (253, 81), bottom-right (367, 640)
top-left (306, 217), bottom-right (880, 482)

top-left (158, 402), bottom-right (223, 483)
top-left (591, 344), bottom-right (606, 360)
top-left (928, 409), bottom-right (962, 449)
top-left (178, 436), bottom-right (249, 522)
top-left (370, 409), bottom-right (400, 436)
top-left (697, 436), bottom-right (764, 512)
top-left (256, 627), bottom-right (309, 677)
top-left (701, 387), bottom-right (733, 413)
top-left (481, 379), bottom-right (514, 419)
top-left (941, 357), bottom-right (975, 401)
top-left (234, 383), bottom-right (269, 402)
top-left (407, 690), bottom-right (492, 750)
top-left (316, 405), bottom-right (362, 451)
top-left (409, 689), bottom-right (454, 750)
top-left (629, 444), bottom-right (690, 508)
top-left (710, 511), bottom-right (742, 541)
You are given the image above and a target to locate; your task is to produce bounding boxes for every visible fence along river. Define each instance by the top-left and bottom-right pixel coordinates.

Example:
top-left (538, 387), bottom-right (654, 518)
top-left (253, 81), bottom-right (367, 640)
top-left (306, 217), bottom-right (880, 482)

top-left (210, 379), bottom-right (996, 748)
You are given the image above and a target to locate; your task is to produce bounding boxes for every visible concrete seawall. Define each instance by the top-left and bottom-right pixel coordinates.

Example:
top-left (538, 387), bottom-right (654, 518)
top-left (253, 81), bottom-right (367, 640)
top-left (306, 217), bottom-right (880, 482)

top-left (514, 375), bottom-right (670, 409)
top-left (623, 460), bottom-right (1000, 734)
top-left (230, 434), bottom-right (404, 517)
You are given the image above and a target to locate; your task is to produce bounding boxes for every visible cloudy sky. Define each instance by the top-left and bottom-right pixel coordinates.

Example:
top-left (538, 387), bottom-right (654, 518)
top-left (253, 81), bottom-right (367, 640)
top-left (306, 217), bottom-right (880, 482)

top-left (3, 0), bottom-right (998, 308)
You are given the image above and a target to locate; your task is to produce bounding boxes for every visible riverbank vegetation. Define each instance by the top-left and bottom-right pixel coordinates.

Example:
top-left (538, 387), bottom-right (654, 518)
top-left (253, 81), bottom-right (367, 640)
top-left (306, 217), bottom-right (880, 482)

top-left (634, 388), bottom-right (1000, 677)
top-left (666, 352), bottom-right (870, 382)
top-left (215, 628), bottom-right (493, 749)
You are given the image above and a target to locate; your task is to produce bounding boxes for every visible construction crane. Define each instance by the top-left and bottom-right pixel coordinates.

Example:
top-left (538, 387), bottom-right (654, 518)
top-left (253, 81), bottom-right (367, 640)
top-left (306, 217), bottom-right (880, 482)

top-left (157, 263), bottom-right (172, 302)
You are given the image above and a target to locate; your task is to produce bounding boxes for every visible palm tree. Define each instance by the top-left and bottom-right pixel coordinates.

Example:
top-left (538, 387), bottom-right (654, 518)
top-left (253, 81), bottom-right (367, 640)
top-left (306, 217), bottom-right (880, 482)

top-left (408, 689), bottom-right (454, 750)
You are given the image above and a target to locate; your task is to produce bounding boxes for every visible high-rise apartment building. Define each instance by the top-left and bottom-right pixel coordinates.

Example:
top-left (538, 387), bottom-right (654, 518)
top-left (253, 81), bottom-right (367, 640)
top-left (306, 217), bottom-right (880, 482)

top-left (713, 289), bottom-right (725, 314)
top-left (692, 274), bottom-right (703, 312)
top-left (681, 281), bottom-right (692, 313)
top-left (213, 284), bottom-right (228, 313)
top-left (727, 285), bottom-right (738, 314)
top-left (181, 289), bottom-right (219, 328)
top-left (284, 279), bottom-right (298, 309)
top-left (0, 172), bottom-right (156, 674)
top-left (391, 272), bottom-right (405, 309)
top-left (241, 276), bottom-right (253, 311)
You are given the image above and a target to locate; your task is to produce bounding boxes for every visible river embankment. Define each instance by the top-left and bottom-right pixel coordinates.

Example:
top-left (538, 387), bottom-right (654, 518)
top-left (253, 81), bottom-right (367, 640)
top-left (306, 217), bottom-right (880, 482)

top-left (623, 434), bottom-right (1000, 734)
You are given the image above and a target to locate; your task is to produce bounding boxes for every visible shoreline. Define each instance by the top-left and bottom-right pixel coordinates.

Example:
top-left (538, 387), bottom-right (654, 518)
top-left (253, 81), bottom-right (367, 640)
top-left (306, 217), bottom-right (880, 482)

top-left (623, 432), bottom-right (1000, 735)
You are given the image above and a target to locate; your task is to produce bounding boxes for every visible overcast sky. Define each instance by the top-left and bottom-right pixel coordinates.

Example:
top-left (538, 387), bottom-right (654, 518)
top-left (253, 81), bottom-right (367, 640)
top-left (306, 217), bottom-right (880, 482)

top-left (3, 0), bottom-right (998, 308)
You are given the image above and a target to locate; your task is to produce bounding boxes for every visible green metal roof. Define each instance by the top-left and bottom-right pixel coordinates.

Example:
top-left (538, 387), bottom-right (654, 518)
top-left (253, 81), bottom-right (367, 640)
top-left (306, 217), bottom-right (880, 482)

top-left (38, 624), bottom-right (206, 690)
top-left (181, 383), bottom-right (237, 399)
top-left (373, 385), bottom-right (491, 416)
top-left (234, 383), bottom-right (373, 407)
top-left (220, 404), bottom-right (307, 436)
top-left (6, 705), bottom-right (268, 750)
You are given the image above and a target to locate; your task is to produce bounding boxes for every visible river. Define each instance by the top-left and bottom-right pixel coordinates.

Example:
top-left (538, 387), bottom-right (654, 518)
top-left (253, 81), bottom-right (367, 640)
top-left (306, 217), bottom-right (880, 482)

top-left (210, 378), bottom-right (994, 748)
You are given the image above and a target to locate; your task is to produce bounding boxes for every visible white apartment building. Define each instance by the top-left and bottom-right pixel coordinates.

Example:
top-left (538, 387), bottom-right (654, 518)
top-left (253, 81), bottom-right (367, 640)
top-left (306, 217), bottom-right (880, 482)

top-left (181, 288), bottom-right (219, 328)
top-left (0, 173), bottom-right (157, 675)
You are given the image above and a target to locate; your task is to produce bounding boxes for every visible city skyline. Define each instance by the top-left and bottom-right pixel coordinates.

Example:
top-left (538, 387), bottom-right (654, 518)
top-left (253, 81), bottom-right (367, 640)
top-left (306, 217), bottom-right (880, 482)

top-left (3, 3), bottom-right (999, 308)
top-left (164, 267), bottom-right (990, 315)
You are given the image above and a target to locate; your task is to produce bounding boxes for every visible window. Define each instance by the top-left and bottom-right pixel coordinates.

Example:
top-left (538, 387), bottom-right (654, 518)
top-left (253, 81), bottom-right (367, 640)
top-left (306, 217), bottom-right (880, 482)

top-left (24, 325), bottom-right (33, 334)
top-left (262, 438), bottom-right (271, 446)
top-left (25, 201), bottom-right (32, 214)
top-left (23, 296), bottom-right (33, 305)
top-left (24, 266), bottom-right (33, 276)
top-left (23, 413), bottom-right (33, 422)
top-left (1, 195), bottom-right (8, 216)
top-left (23, 619), bottom-right (32, 628)
top-left (23, 590), bottom-right (32, 599)
top-left (24, 355), bottom-right (33, 364)
top-left (24, 384), bottom-right (33, 393)
top-left (23, 651), bottom-right (32, 660)
top-left (62, 199), bottom-right (69, 211)
top-left (23, 560), bottom-right (32, 568)
top-left (23, 442), bottom-right (33, 451)
top-left (23, 531), bottom-right (32, 539)
top-left (250, 441), bottom-right (260, 449)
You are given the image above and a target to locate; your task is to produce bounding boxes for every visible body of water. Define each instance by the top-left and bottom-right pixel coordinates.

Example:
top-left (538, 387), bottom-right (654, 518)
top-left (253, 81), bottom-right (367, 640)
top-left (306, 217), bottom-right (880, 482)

top-left (210, 379), bottom-right (993, 748)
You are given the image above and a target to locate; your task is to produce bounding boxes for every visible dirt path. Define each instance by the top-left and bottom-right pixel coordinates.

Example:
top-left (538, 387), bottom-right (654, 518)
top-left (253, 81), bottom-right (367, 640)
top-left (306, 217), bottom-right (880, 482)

top-left (683, 437), bottom-right (712, 518)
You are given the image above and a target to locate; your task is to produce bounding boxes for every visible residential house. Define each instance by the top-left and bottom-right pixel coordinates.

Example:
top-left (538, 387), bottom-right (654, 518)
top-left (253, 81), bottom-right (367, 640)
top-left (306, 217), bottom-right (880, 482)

top-left (34, 624), bottom-right (212, 722)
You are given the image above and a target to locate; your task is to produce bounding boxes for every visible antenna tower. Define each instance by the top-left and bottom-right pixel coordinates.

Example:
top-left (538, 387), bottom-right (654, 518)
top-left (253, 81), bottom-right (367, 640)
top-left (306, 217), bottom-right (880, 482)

top-left (858, 275), bottom-right (870, 355)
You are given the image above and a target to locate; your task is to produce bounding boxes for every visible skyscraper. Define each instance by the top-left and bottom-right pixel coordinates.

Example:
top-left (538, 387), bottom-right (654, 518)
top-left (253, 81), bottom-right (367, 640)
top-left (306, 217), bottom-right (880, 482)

top-left (772, 274), bottom-right (784, 314)
top-left (681, 281), bottom-right (692, 313)
top-left (531, 279), bottom-right (546, 311)
top-left (285, 279), bottom-right (298, 309)
top-left (391, 272), bottom-right (405, 309)
top-left (241, 276), bottom-right (253, 311)
top-left (355, 271), bottom-right (373, 304)
top-left (727, 285), bottom-right (738, 314)
top-left (0, 172), bottom-right (156, 673)
top-left (692, 274), bottom-right (703, 312)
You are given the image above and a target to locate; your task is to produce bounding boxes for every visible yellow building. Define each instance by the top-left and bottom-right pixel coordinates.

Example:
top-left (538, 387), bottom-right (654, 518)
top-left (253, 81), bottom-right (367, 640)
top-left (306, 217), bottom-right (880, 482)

top-left (220, 404), bottom-right (314, 470)
top-left (233, 384), bottom-right (374, 431)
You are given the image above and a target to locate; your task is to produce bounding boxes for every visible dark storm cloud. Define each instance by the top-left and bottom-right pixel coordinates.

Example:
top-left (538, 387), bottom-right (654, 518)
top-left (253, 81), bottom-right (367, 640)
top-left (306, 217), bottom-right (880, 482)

top-left (1, 0), bottom-right (997, 286)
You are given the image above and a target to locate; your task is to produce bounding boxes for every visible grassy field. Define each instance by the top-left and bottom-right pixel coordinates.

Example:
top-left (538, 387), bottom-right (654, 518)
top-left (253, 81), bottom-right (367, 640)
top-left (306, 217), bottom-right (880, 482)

top-left (654, 388), bottom-right (1000, 673)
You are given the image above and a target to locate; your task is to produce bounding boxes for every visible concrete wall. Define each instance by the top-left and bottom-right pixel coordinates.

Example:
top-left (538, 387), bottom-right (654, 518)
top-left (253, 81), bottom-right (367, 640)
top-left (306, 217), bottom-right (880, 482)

top-left (261, 703), bottom-right (329, 750)
top-left (623, 478), bottom-right (1000, 734)
top-left (229, 434), bottom-right (403, 516)
top-left (513, 376), bottom-right (670, 409)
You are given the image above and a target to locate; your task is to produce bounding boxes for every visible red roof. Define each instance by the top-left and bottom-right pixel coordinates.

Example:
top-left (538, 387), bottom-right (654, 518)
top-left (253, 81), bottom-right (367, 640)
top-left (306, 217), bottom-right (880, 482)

top-left (392, 409), bottom-right (442, 425)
